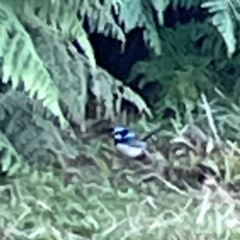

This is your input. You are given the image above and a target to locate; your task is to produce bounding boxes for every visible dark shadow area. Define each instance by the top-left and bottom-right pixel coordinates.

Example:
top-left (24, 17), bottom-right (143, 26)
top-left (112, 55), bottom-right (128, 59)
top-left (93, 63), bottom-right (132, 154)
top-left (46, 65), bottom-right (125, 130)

top-left (72, 4), bottom-right (212, 120)
top-left (88, 28), bottom-right (149, 80)
top-left (74, 4), bottom-right (209, 81)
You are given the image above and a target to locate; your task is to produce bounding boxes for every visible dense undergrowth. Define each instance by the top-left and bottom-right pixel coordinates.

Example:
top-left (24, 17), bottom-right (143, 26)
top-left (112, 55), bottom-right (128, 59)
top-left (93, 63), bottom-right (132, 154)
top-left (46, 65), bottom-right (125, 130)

top-left (1, 157), bottom-right (240, 240)
top-left (1, 1), bottom-right (240, 239)
top-left (1, 94), bottom-right (240, 240)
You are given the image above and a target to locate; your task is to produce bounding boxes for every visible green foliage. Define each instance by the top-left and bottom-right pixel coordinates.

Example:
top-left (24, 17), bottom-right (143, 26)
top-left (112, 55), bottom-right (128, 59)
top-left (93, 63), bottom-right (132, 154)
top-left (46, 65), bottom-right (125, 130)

top-left (0, 0), bottom-right (239, 133)
top-left (0, 90), bottom-right (80, 171)
top-left (127, 23), bottom-right (211, 118)
top-left (0, 129), bottom-right (22, 176)
top-left (201, 0), bottom-right (237, 58)
top-left (22, 0), bottom-right (97, 68)
top-left (0, 0), bottom-right (154, 132)
top-left (117, 0), bottom-right (163, 55)
top-left (127, 7), bottom-right (240, 120)
top-left (0, 0), bottom-right (67, 127)
top-left (0, 0), bottom-right (153, 170)
top-left (1, 144), bottom-right (240, 239)
top-left (0, 1), bottom-right (240, 239)
top-left (0, 0), bottom-right (239, 182)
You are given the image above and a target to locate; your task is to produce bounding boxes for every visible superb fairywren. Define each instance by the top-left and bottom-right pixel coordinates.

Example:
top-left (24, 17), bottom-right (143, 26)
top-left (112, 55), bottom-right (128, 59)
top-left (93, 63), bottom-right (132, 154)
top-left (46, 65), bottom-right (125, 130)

top-left (111, 125), bottom-right (148, 158)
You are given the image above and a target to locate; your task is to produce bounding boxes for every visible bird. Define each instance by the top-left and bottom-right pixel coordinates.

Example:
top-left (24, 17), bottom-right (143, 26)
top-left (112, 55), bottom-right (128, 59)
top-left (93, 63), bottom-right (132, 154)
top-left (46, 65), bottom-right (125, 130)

top-left (111, 125), bottom-right (148, 158)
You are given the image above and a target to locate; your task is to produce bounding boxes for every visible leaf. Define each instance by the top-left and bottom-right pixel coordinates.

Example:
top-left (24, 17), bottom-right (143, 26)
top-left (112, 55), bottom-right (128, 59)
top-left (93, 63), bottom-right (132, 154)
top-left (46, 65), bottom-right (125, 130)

top-left (201, 0), bottom-right (237, 57)
top-left (0, 130), bottom-right (22, 176)
top-left (201, 158), bottom-right (221, 176)
top-left (0, 1), bottom-right (67, 127)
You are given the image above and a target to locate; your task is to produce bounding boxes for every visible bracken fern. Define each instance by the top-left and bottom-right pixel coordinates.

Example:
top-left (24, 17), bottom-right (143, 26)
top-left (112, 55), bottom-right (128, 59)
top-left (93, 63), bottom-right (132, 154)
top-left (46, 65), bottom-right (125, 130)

top-left (0, 0), bottom-right (67, 127)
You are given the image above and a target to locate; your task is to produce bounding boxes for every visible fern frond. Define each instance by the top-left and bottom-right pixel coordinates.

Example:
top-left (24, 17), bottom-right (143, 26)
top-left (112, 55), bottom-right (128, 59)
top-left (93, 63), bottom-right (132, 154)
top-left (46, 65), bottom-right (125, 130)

top-left (117, 0), bottom-right (143, 31)
top-left (118, 82), bottom-right (152, 117)
top-left (117, 0), bottom-right (165, 55)
top-left (31, 28), bottom-right (90, 132)
top-left (150, 0), bottom-right (169, 25)
top-left (91, 69), bottom-right (152, 119)
top-left (201, 0), bottom-right (237, 57)
top-left (143, 19), bottom-right (162, 55)
top-left (0, 1), bottom-right (67, 127)
top-left (25, 0), bottom-right (96, 69)
top-left (0, 129), bottom-right (22, 176)
top-left (0, 90), bottom-right (79, 165)
top-left (30, 27), bottom-right (151, 130)
top-left (79, 0), bottom-right (126, 42)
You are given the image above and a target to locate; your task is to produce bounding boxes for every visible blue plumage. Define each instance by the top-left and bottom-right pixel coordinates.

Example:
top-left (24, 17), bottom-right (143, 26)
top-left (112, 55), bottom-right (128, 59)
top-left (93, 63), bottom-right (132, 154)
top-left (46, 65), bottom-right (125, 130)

top-left (112, 125), bottom-right (147, 158)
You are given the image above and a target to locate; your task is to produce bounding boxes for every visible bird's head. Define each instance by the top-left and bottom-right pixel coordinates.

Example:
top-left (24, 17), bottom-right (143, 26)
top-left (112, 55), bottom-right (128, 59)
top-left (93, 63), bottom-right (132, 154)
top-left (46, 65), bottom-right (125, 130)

top-left (111, 125), bottom-right (136, 144)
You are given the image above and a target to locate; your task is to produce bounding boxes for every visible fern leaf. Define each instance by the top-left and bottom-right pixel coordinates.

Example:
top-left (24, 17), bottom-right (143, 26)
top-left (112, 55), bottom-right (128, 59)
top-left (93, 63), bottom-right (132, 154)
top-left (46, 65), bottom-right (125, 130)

top-left (0, 129), bottom-right (22, 176)
top-left (80, 0), bottom-right (126, 42)
top-left (117, 0), bottom-right (162, 55)
top-left (91, 70), bottom-right (152, 119)
top-left (143, 22), bottom-right (162, 55)
top-left (0, 1), bottom-right (67, 127)
top-left (201, 0), bottom-right (236, 57)
top-left (29, 0), bottom-right (96, 69)
top-left (31, 28), bottom-right (151, 129)
top-left (30, 29), bottom-right (90, 132)
top-left (150, 0), bottom-right (170, 25)
top-left (0, 90), bottom-right (79, 164)
top-left (119, 82), bottom-right (152, 117)
top-left (118, 0), bottom-right (143, 31)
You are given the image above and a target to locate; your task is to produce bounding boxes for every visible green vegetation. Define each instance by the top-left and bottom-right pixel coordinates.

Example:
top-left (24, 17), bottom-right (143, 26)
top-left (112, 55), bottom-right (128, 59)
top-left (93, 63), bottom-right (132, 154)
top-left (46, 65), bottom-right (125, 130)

top-left (1, 0), bottom-right (240, 239)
